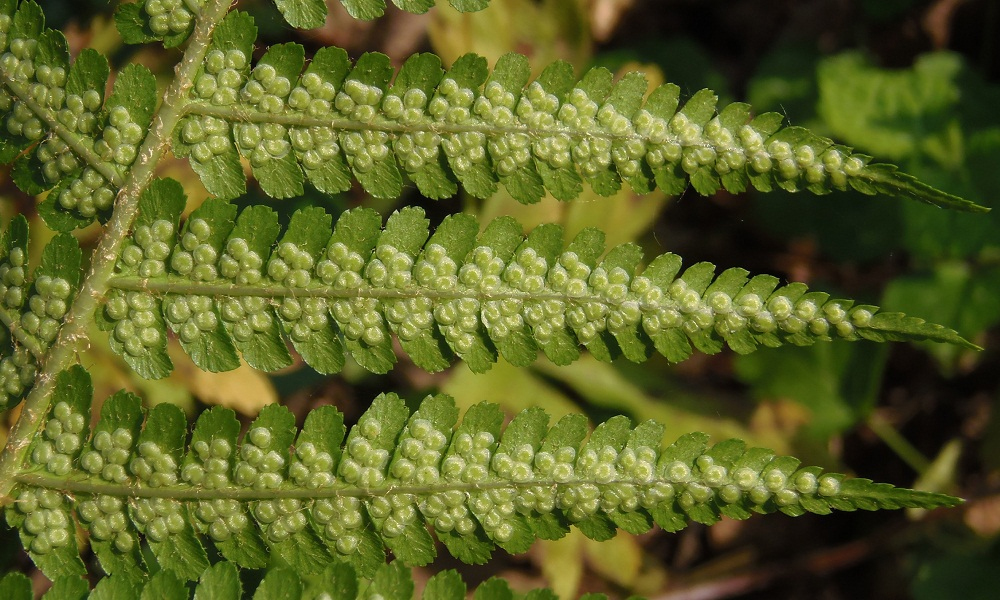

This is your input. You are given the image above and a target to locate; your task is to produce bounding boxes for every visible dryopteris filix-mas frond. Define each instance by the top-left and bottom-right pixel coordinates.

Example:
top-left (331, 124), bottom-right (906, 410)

top-left (94, 185), bottom-right (976, 381)
top-left (8, 367), bottom-right (960, 582)
top-left (0, 0), bottom-right (980, 596)
top-left (0, 2), bottom-right (985, 234)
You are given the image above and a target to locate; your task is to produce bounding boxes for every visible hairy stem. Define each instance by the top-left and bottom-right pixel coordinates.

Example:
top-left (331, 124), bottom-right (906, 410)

top-left (108, 275), bottom-right (606, 303)
top-left (15, 472), bottom-right (685, 500)
top-left (0, 0), bottom-right (234, 505)
top-left (184, 102), bottom-right (648, 143)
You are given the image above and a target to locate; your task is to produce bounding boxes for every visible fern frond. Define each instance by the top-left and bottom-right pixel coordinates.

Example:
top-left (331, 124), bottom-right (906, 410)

top-left (116, 0), bottom-right (493, 46)
top-left (98, 184), bottom-right (974, 379)
top-left (1, 562), bottom-right (570, 600)
top-left (0, 215), bottom-right (81, 410)
top-left (0, 0), bottom-right (158, 230)
top-left (8, 367), bottom-right (960, 582)
top-left (171, 12), bottom-right (986, 212)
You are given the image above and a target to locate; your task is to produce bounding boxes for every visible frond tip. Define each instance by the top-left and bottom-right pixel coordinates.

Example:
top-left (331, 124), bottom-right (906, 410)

top-left (173, 12), bottom-right (987, 212)
top-left (100, 186), bottom-right (976, 380)
top-left (8, 366), bottom-right (961, 582)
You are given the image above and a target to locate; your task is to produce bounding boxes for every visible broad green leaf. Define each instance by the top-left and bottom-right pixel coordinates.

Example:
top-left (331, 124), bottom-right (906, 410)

top-left (194, 562), bottom-right (241, 600)
top-left (140, 572), bottom-right (188, 600)
top-left (253, 568), bottom-right (302, 600)
top-left (274, 0), bottom-right (328, 29)
top-left (367, 562), bottom-right (414, 600)
top-left (422, 570), bottom-right (466, 600)
top-left (40, 577), bottom-right (88, 600)
top-left (90, 575), bottom-right (138, 600)
top-left (0, 573), bottom-right (31, 600)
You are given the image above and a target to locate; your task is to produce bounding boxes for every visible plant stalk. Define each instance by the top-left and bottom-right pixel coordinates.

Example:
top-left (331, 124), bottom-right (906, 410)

top-left (0, 0), bottom-right (233, 505)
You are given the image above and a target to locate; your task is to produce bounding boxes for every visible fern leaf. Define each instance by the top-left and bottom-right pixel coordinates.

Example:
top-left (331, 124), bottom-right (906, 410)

top-left (0, 1), bottom-right (158, 230)
top-left (0, 215), bottom-right (82, 410)
top-left (172, 14), bottom-right (986, 212)
top-left (99, 189), bottom-right (975, 379)
top-left (10, 368), bottom-right (961, 582)
top-left (116, 0), bottom-right (494, 46)
top-left (2, 563), bottom-right (593, 600)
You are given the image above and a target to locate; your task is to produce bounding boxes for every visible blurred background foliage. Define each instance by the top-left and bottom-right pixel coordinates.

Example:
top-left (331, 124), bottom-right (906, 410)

top-left (1, 0), bottom-right (999, 598)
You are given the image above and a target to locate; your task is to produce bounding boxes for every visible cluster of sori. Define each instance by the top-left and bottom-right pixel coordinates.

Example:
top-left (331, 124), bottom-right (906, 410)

top-left (513, 82), bottom-right (574, 171)
top-left (554, 87), bottom-right (615, 178)
top-left (289, 441), bottom-right (335, 490)
top-left (285, 71), bottom-right (342, 172)
top-left (128, 442), bottom-right (187, 543)
top-left (119, 219), bottom-right (175, 278)
top-left (55, 165), bottom-right (116, 218)
top-left (335, 79), bottom-right (384, 122)
top-left (0, 245), bottom-right (26, 313)
top-left (480, 83), bottom-right (542, 178)
top-left (217, 237), bottom-right (274, 342)
top-left (430, 80), bottom-right (490, 178)
top-left (192, 48), bottom-right (248, 106)
top-left (733, 124), bottom-right (863, 191)
top-left (77, 491), bottom-right (136, 552)
top-left (383, 88), bottom-right (439, 173)
top-left (182, 48), bottom-right (248, 160)
top-left (104, 291), bottom-right (163, 356)
top-left (312, 495), bottom-right (366, 555)
top-left (330, 292), bottom-right (386, 347)
top-left (13, 488), bottom-right (73, 555)
top-left (556, 444), bottom-right (660, 521)
top-left (414, 246), bottom-right (482, 353)
top-left (361, 418), bottom-right (449, 539)
top-left (21, 275), bottom-right (72, 345)
top-left (144, 0), bottom-right (203, 37)
top-left (234, 63), bottom-right (294, 168)
top-left (94, 106), bottom-right (145, 171)
top-left (182, 437), bottom-right (250, 542)
top-left (340, 416), bottom-right (391, 489)
top-left (0, 38), bottom-right (46, 140)
top-left (181, 114), bottom-right (232, 163)
top-left (268, 241), bottom-right (337, 344)
top-left (296, 419), bottom-right (373, 553)
top-left (219, 296), bottom-right (272, 344)
top-left (0, 246), bottom-right (36, 398)
top-left (0, 21), bottom-right (114, 217)
top-left (170, 218), bottom-right (219, 282)
top-left (30, 401), bottom-right (85, 476)
top-left (431, 431), bottom-right (497, 537)
top-left (478, 247), bottom-right (558, 343)
top-left (235, 427), bottom-right (306, 543)
top-left (162, 224), bottom-right (224, 343)
top-left (369, 243), bottom-right (440, 345)
top-left (0, 346), bottom-right (34, 399)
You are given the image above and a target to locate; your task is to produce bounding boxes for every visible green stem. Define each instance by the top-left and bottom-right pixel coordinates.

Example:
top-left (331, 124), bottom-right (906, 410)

top-left (184, 102), bottom-right (649, 144)
top-left (867, 413), bottom-right (930, 475)
top-left (0, 0), bottom-right (233, 506)
top-left (15, 471), bottom-right (671, 500)
top-left (108, 275), bottom-right (618, 304)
